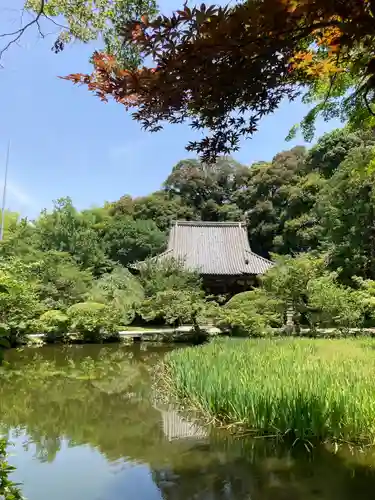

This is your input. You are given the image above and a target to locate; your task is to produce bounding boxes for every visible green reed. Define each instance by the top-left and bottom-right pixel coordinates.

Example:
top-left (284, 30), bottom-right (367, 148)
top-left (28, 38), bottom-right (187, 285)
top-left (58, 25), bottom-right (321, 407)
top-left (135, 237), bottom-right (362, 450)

top-left (163, 338), bottom-right (375, 443)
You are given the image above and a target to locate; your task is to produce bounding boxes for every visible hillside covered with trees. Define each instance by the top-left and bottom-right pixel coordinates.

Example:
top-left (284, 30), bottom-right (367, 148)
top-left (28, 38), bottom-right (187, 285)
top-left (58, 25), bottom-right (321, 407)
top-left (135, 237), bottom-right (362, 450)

top-left (0, 127), bottom-right (375, 347)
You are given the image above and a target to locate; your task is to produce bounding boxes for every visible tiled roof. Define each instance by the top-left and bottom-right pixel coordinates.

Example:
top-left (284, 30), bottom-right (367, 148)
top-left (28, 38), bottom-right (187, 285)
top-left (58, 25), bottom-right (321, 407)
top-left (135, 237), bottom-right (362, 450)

top-left (158, 221), bottom-right (272, 275)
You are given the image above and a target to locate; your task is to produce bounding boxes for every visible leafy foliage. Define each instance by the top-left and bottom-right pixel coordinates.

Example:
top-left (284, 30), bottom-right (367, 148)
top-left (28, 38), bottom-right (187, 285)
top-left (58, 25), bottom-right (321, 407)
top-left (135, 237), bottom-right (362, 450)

top-left (307, 277), bottom-right (366, 331)
top-left (318, 146), bottom-right (375, 281)
top-left (100, 215), bottom-right (166, 266)
top-left (225, 290), bottom-right (283, 327)
top-left (23, 0), bottom-right (157, 67)
top-left (135, 258), bottom-right (212, 327)
top-left (65, 0), bottom-right (375, 161)
top-left (164, 157), bottom-right (247, 221)
top-left (305, 129), bottom-right (375, 179)
top-left (262, 254), bottom-right (326, 309)
top-left (217, 289), bottom-right (283, 337)
top-left (34, 251), bottom-right (92, 310)
top-left (262, 254), bottom-right (367, 331)
top-left (36, 310), bottom-right (69, 342)
top-left (88, 266), bottom-right (144, 324)
top-left (0, 126), bottom-right (372, 344)
top-left (138, 289), bottom-right (216, 328)
top-left (0, 439), bottom-right (24, 500)
top-left (0, 259), bottom-right (42, 344)
top-left (34, 198), bottom-right (110, 274)
top-left (137, 258), bottom-right (202, 298)
top-left (110, 192), bottom-right (195, 232)
top-left (67, 302), bottom-right (122, 342)
top-left (217, 307), bottom-right (272, 338)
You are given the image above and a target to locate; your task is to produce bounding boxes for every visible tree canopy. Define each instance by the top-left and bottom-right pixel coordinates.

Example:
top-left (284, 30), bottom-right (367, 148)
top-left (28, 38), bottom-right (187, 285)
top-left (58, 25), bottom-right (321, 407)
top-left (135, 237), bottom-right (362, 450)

top-left (64, 0), bottom-right (375, 161)
top-left (3, 1), bottom-right (375, 161)
top-left (0, 126), bottom-right (374, 346)
top-left (0, 127), bottom-right (371, 278)
top-left (1, 0), bottom-right (157, 67)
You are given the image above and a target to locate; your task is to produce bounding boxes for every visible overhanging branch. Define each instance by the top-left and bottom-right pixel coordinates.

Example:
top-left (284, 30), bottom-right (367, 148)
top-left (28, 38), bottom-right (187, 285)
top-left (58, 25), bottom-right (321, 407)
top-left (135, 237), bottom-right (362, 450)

top-left (0, 0), bottom-right (45, 62)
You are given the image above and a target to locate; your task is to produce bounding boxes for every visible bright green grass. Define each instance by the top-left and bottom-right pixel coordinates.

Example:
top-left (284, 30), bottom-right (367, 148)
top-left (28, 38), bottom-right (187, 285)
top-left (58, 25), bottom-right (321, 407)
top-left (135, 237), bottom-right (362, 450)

top-left (164, 338), bottom-right (375, 443)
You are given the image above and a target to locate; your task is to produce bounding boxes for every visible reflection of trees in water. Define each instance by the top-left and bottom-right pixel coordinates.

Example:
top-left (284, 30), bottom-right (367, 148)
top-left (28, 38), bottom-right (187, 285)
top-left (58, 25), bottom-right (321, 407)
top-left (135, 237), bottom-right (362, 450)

top-left (153, 436), bottom-right (375, 500)
top-left (2, 345), bottom-right (375, 500)
top-left (0, 372), bottom-right (164, 464)
top-left (0, 344), bottom-right (203, 465)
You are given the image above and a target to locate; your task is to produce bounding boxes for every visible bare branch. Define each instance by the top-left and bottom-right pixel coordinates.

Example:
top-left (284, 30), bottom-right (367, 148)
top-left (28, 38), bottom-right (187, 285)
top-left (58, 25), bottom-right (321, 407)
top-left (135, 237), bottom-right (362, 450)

top-left (42, 14), bottom-right (69, 31)
top-left (0, 0), bottom-right (45, 61)
top-left (36, 18), bottom-right (45, 39)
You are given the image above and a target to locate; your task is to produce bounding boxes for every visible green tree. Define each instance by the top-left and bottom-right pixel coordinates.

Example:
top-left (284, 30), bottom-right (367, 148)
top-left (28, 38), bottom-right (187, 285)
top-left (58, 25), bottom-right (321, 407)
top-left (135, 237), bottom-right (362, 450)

top-left (100, 216), bottom-right (166, 266)
top-left (2, 1), bottom-right (157, 67)
top-left (262, 253), bottom-right (326, 329)
top-left (0, 217), bottom-right (38, 261)
top-left (318, 146), bottom-right (375, 281)
top-left (307, 276), bottom-right (366, 331)
top-left (110, 192), bottom-right (195, 232)
top-left (305, 129), bottom-right (375, 179)
top-left (34, 198), bottom-right (110, 274)
top-left (217, 289), bottom-right (283, 337)
top-left (261, 253), bottom-right (366, 331)
top-left (138, 289), bottom-right (214, 330)
top-left (67, 302), bottom-right (122, 342)
top-left (272, 171), bottom-right (326, 254)
top-left (88, 266), bottom-right (144, 324)
top-left (136, 258), bottom-right (202, 298)
top-left (34, 251), bottom-right (93, 310)
top-left (66, 0), bottom-right (375, 161)
top-left (0, 210), bottom-right (21, 237)
top-left (224, 289), bottom-right (283, 328)
top-left (0, 259), bottom-right (42, 344)
top-left (235, 147), bottom-right (307, 256)
top-left (164, 157), bottom-right (247, 221)
top-left (36, 310), bottom-right (69, 342)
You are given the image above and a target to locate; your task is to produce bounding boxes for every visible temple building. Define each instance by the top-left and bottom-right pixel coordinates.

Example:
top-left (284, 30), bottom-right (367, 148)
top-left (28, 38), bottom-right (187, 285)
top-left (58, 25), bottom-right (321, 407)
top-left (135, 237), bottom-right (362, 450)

top-left (155, 221), bottom-right (272, 295)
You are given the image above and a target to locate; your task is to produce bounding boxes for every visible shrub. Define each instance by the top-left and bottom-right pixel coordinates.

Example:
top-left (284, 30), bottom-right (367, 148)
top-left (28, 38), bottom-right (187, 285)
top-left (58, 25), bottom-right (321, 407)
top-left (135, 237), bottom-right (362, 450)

top-left (262, 253), bottom-right (326, 309)
top-left (307, 276), bottom-right (366, 331)
top-left (67, 302), bottom-right (122, 342)
top-left (225, 289), bottom-right (284, 327)
top-left (215, 289), bottom-right (282, 337)
top-left (34, 251), bottom-right (92, 310)
top-left (353, 278), bottom-right (375, 327)
top-left (0, 438), bottom-right (24, 499)
top-left (217, 308), bottom-right (272, 337)
top-left (36, 310), bottom-right (69, 342)
top-left (0, 259), bottom-right (42, 344)
top-left (261, 254), bottom-right (366, 332)
top-left (136, 258), bottom-right (202, 297)
top-left (138, 289), bottom-right (217, 329)
top-left (87, 266), bottom-right (144, 325)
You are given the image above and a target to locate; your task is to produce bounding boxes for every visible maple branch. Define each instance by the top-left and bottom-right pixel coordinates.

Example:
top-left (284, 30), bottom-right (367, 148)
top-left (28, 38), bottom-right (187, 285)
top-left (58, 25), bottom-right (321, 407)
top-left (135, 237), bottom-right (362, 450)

top-left (0, 0), bottom-right (45, 61)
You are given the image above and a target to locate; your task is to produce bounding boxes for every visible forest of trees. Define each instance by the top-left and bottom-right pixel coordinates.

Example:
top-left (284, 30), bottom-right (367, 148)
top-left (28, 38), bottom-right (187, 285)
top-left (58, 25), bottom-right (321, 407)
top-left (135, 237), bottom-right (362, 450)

top-left (2, 127), bottom-right (375, 279)
top-left (0, 126), bottom-right (375, 346)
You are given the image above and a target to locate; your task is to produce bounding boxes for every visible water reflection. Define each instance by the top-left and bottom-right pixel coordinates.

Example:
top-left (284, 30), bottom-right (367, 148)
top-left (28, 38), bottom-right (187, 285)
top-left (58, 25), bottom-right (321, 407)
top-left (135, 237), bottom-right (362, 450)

top-left (1, 344), bottom-right (375, 500)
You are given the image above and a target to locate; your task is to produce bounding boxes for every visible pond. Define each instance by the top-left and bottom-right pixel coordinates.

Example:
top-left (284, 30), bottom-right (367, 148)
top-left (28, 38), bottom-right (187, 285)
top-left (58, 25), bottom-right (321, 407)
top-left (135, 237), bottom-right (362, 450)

top-left (1, 343), bottom-right (375, 500)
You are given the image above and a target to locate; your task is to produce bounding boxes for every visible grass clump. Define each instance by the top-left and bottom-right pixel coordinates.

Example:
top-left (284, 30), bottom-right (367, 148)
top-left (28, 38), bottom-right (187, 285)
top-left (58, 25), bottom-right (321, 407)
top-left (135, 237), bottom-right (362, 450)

top-left (163, 338), bottom-right (375, 443)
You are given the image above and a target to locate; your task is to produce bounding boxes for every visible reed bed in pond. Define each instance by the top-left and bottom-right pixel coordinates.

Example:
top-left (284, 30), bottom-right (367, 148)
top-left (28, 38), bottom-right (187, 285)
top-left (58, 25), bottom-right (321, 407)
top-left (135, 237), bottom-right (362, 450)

top-left (163, 338), bottom-right (375, 443)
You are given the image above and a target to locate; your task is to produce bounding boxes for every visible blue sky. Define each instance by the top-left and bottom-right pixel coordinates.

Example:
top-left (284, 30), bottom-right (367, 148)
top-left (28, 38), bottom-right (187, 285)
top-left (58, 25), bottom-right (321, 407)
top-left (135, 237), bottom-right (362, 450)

top-left (0, 0), bottom-right (342, 219)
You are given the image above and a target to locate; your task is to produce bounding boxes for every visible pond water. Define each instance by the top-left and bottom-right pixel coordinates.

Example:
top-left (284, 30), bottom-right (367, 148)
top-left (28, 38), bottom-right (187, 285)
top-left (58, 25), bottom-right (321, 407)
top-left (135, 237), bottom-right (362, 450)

top-left (1, 343), bottom-right (375, 500)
